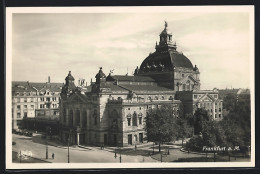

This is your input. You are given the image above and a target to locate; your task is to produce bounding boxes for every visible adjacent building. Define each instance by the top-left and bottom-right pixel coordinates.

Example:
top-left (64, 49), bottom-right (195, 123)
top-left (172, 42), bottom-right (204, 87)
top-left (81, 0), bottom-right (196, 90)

top-left (12, 78), bottom-right (63, 130)
top-left (59, 22), bottom-right (223, 147)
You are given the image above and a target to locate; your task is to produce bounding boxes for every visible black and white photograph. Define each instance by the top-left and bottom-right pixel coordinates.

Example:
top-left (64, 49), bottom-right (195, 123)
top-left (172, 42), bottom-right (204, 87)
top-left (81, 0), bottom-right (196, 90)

top-left (5, 6), bottom-right (255, 169)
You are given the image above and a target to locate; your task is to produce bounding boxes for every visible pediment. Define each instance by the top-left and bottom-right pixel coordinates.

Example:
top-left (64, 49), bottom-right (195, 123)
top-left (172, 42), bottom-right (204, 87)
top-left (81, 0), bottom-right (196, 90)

top-left (198, 93), bottom-right (215, 102)
top-left (179, 75), bottom-right (198, 85)
top-left (67, 92), bottom-right (87, 103)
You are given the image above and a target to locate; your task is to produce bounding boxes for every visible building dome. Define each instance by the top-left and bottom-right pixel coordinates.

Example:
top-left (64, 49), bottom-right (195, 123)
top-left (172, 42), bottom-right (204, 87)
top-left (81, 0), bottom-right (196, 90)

top-left (139, 51), bottom-right (193, 72)
top-left (139, 21), bottom-right (193, 73)
top-left (65, 71), bottom-right (75, 81)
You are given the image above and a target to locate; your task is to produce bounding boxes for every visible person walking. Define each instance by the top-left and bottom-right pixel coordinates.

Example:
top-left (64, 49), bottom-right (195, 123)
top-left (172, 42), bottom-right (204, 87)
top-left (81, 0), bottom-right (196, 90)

top-left (52, 153), bottom-right (55, 159)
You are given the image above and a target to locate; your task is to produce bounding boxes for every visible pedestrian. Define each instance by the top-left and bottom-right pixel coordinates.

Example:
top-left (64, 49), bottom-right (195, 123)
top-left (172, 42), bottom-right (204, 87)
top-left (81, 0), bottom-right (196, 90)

top-left (52, 153), bottom-right (55, 159)
top-left (135, 144), bottom-right (137, 151)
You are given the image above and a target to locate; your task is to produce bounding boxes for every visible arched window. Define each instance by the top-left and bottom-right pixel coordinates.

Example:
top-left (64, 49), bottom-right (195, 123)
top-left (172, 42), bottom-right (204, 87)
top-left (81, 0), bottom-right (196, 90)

top-left (161, 96), bottom-right (165, 100)
top-left (132, 112), bottom-right (137, 126)
top-left (69, 110), bottom-right (73, 126)
top-left (63, 108), bottom-right (66, 123)
top-left (93, 109), bottom-right (98, 125)
top-left (154, 96), bottom-right (158, 100)
top-left (138, 113), bottom-right (142, 125)
top-left (127, 114), bottom-right (131, 126)
top-left (76, 110), bottom-right (80, 126)
top-left (147, 96), bottom-right (151, 101)
top-left (112, 118), bottom-right (118, 128)
top-left (187, 80), bottom-right (190, 91)
top-left (82, 110), bottom-right (87, 128)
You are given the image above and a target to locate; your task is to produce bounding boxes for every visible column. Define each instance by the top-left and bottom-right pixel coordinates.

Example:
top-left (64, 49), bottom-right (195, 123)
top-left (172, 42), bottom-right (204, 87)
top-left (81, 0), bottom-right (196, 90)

top-left (77, 133), bottom-right (80, 146)
top-left (212, 102), bottom-right (215, 120)
top-left (80, 110), bottom-right (83, 128)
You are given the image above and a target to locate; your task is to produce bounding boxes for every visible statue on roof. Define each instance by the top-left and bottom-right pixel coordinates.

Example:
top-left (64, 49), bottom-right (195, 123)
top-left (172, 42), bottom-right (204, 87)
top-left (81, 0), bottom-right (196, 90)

top-left (165, 20), bottom-right (168, 28)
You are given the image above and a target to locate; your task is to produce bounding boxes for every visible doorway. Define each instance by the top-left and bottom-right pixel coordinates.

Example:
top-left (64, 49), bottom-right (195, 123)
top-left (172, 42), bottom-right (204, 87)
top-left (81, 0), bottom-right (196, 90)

top-left (128, 134), bottom-right (132, 145)
top-left (104, 134), bottom-right (108, 146)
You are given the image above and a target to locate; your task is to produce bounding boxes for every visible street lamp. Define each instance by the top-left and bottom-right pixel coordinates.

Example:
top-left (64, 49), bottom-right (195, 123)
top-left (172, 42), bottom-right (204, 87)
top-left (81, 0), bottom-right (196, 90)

top-left (45, 127), bottom-right (50, 159)
top-left (119, 147), bottom-right (122, 163)
top-left (68, 129), bottom-right (72, 163)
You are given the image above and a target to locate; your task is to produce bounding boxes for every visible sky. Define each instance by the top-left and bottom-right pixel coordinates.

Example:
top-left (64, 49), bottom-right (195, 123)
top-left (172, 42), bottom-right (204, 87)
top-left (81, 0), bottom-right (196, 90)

top-left (11, 9), bottom-right (252, 90)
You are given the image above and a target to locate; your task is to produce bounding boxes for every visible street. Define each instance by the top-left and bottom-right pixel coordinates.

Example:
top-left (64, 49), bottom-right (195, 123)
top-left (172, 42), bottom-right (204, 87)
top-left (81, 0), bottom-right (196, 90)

top-left (12, 134), bottom-right (158, 163)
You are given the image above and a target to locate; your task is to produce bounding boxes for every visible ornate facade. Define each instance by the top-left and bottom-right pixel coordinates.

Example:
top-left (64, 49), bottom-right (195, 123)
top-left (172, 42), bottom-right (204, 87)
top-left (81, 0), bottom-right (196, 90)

top-left (59, 22), bottom-right (222, 146)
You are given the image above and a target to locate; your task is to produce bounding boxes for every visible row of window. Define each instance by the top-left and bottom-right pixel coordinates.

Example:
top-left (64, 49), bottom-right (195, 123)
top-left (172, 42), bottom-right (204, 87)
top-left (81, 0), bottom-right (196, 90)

top-left (40, 104), bottom-right (58, 109)
top-left (16, 112), bottom-right (27, 118)
top-left (194, 94), bottom-right (218, 99)
top-left (15, 92), bottom-right (36, 96)
top-left (147, 95), bottom-right (173, 101)
top-left (40, 97), bottom-right (57, 102)
top-left (200, 102), bottom-right (222, 108)
top-left (127, 114), bottom-right (142, 126)
top-left (14, 97), bottom-right (58, 103)
top-left (17, 105), bottom-right (34, 110)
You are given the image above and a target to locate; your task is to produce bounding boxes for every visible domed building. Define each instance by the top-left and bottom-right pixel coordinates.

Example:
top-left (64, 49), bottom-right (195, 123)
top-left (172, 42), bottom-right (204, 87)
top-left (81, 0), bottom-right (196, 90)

top-left (59, 22), bottom-right (223, 147)
top-left (135, 21), bottom-right (200, 91)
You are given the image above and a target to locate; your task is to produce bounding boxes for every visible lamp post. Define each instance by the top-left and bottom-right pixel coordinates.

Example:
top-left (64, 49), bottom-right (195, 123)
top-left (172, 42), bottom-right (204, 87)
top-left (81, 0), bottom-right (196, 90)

top-left (119, 147), bottom-right (122, 163)
top-left (45, 127), bottom-right (49, 159)
top-left (68, 129), bottom-right (72, 163)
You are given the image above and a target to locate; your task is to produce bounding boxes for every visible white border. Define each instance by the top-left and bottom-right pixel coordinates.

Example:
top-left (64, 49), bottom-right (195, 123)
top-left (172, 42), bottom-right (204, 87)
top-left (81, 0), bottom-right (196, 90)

top-left (6, 6), bottom-right (255, 169)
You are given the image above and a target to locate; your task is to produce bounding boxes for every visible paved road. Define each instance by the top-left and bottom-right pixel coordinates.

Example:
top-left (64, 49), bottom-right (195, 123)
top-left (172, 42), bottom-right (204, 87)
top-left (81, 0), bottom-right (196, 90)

top-left (12, 134), bottom-right (158, 163)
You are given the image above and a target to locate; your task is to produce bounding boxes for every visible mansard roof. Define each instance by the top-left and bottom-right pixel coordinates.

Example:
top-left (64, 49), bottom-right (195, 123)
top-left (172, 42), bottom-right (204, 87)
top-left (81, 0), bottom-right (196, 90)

top-left (106, 75), bottom-right (155, 82)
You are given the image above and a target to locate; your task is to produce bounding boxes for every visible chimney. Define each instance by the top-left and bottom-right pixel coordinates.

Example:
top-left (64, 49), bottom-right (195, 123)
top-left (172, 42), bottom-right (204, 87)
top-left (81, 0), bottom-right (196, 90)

top-left (48, 76), bottom-right (50, 83)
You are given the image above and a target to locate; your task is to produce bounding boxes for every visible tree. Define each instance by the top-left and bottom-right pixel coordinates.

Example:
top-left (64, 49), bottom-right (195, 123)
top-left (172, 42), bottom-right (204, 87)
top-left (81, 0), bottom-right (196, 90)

top-left (145, 104), bottom-right (177, 152)
top-left (193, 108), bottom-right (211, 135)
top-left (176, 117), bottom-right (191, 147)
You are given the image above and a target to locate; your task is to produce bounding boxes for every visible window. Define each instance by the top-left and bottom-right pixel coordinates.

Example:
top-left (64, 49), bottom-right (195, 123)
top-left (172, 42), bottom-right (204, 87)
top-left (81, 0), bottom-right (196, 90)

top-left (112, 119), bottom-right (118, 128)
top-left (24, 105), bottom-right (27, 109)
top-left (214, 95), bottom-right (217, 99)
top-left (63, 108), bottom-right (66, 123)
top-left (128, 108), bottom-right (130, 110)
top-left (40, 97), bottom-right (44, 101)
top-left (94, 116), bottom-right (97, 125)
top-left (219, 114), bottom-right (221, 118)
top-left (24, 112), bottom-right (27, 118)
top-left (182, 74), bottom-right (184, 78)
top-left (215, 109), bottom-right (217, 112)
top-left (31, 105), bottom-right (34, 109)
top-left (139, 107), bottom-right (141, 110)
top-left (182, 84), bottom-right (186, 91)
top-left (17, 105), bottom-right (20, 110)
top-left (40, 104), bottom-right (44, 108)
top-left (154, 96), bottom-right (158, 100)
top-left (53, 97), bottom-right (56, 101)
top-left (94, 110), bottom-right (98, 125)
top-left (219, 108), bottom-right (221, 112)
top-left (46, 98), bottom-right (50, 102)
top-left (194, 95), bottom-right (197, 99)
top-left (17, 113), bottom-right (21, 118)
top-left (215, 114), bottom-right (217, 118)
top-left (127, 118), bottom-right (131, 126)
top-left (139, 116), bottom-right (142, 125)
top-left (132, 113), bottom-right (137, 126)
top-left (139, 133), bottom-right (143, 143)
top-left (161, 96), bottom-right (165, 100)
top-left (24, 98), bottom-right (27, 102)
